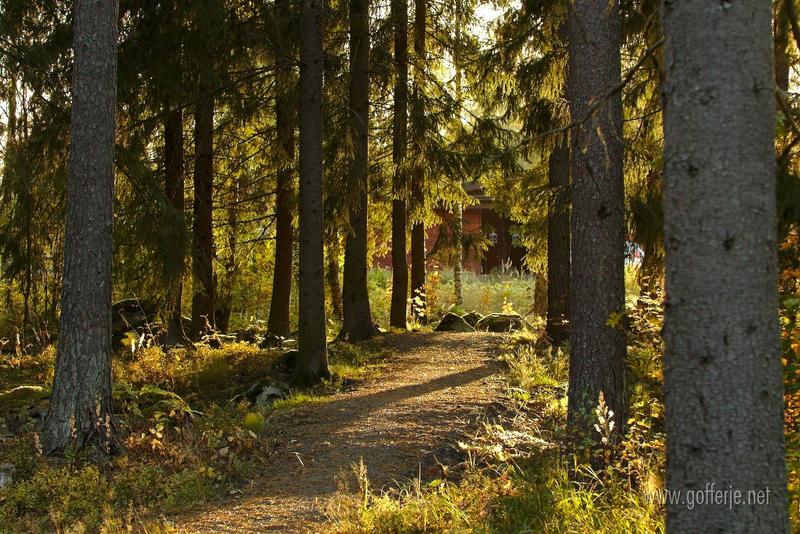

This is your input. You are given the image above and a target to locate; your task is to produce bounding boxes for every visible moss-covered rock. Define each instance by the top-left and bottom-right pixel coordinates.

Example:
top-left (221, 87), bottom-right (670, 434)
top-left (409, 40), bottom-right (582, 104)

top-left (434, 313), bottom-right (476, 333)
top-left (461, 311), bottom-right (484, 328)
top-left (475, 313), bottom-right (530, 333)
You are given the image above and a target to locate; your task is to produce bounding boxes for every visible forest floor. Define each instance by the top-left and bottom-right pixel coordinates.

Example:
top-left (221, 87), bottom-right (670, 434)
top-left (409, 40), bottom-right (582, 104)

top-left (174, 332), bottom-right (506, 533)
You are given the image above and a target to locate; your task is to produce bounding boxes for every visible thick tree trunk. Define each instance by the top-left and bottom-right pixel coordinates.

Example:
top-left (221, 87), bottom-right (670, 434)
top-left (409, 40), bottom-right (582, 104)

top-left (389, 0), bottom-right (409, 330)
top-left (410, 0), bottom-right (427, 322)
top-left (268, 0), bottom-right (296, 338)
top-left (190, 96), bottom-right (215, 339)
top-left (340, 0), bottom-right (377, 342)
top-left (546, 135), bottom-right (570, 345)
top-left (327, 235), bottom-right (344, 320)
top-left (566, 0), bottom-right (626, 441)
top-left (164, 107), bottom-right (187, 345)
top-left (42, 0), bottom-right (119, 455)
top-left (662, 2), bottom-right (788, 531)
top-left (295, 0), bottom-right (330, 385)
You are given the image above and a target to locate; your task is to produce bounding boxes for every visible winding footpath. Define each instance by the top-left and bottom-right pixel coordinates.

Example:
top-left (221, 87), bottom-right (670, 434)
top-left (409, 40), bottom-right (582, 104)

top-left (176, 332), bottom-right (506, 533)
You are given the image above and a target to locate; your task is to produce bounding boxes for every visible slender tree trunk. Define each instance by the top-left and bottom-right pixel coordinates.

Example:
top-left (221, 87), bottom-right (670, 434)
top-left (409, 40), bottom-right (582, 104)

top-left (389, 0), bottom-right (409, 329)
top-left (268, 0), bottom-right (296, 338)
top-left (164, 107), bottom-right (187, 345)
top-left (42, 0), bottom-right (119, 455)
top-left (190, 95), bottom-right (215, 339)
top-left (410, 0), bottom-right (427, 322)
top-left (327, 234), bottom-right (344, 320)
top-left (533, 271), bottom-right (547, 317)
top-left (546, 135), bottom-right (570, 345)
top-left (340, 0), bottom-right (377, 341)
top-left (662, 2), bottom-right (788, 530)
top-left (295, 0), bottom-right (330, 384)
top-left (566, 0), bottom-right (626, 441)
top-left (216, 176), bottom-right (238, 333)
top-left (452, 6), bottom-right (463, 309)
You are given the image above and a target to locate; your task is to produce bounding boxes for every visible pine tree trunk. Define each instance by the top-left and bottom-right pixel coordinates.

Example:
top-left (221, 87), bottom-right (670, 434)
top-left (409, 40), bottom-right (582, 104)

top-left (327, 235), bottom-right (344, 320)
top-left (662, 1), bottom-right (788, 530)
top-left (452, 6), bottom-right (463, 309)
top-left (389, 0), bottom-right (409, 330)
top-left (340, 0), bottom-right (376, 342)
top-left (533, 271), bottom-right (547, 318)
top-left (566, 0), bottom-right (627, 441)
top-left (410, 0), bottom-right (427, 322)
top-left (453, 203), bottom-right (463, 307)
top-left (775, 0), bottom-right (790, 93)
top-left (216, 176), bottom-right (238, 333)
top-left (164, 107), bottom-right (187, 345)
top-left (268, 0), bottom-right (296, 338)
top-left (42, 0), bottom-right (119, 455)
top-left (546, 135), bottom-right (570, 345)
top-left (190, 95), bottom-right (215, 339)
top-left (295, 0), bottom-right (330, 385)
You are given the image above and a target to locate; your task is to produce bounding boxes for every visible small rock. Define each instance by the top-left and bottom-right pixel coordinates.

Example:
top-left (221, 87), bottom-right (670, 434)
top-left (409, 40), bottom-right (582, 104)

top-left (259, 333), bottom-right (286, 349)
top-left (236, 326), bottom-right (264, 344)
top-left (239, 379), bottom-right (290, 408)
top-left (0, 463), bottom-right (14, 489)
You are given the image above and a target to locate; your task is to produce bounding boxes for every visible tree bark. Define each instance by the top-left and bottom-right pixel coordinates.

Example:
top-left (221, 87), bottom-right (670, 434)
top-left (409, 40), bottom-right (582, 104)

top-left (452, 5), bottom-right (463, 309)
top-left (216, 175), bottom-right (238, 333)
top-left (295, 0), bottom-right (330, 385)
top-left (546, 135), bottom-right (570, 345)
top-left (268, 0), bottom-right (296, 338)
top-left (340, 0), bottom-right (377, 342)
top-left (327, 234), bottom-right (344, 320)
top-left (410, 0), bottom-right (427, 322)
top-left (566, 0), bottom-right (627, 441)
top-left (42, 0), bottom-right (119, 455)
top-left (190, 95), bottom-right (215, 339)
top-left (662, 1), bottom-right (788, 531)
top-left (390, 0), bottom-right (409, 329)
top-left (775, 0), bottom-right (790, 93)
top-left (164, 107), bottom-right (187, 345)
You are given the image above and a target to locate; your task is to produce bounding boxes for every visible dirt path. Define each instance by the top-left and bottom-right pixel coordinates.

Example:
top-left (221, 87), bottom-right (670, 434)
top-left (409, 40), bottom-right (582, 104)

top-left (176, 332), bottom-right (506, 533)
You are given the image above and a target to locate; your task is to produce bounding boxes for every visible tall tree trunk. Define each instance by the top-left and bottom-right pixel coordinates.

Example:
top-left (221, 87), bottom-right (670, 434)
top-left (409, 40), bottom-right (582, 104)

top-left (775, 0), bottom-right (790, 93)
top-left (566, 0), bottom-right (626, 441)
top-left (546, 135), bottom-right (570, 345)
top-left (295, 0), bottom-right (330, 384)
top-left (216, 176), bottom-right (238, 333)
top-left (340, 0), bottom-right (376, 342)
top-left (42, 0), bottom-right (119, 455)
top-left (662, 1), bottom-right (788, 530)
top-left (164, 107), bottom-right (187, 345)
top-left (268, 0), bottom-right (296, 338)
top-left (190, 95), bottom-right (215, 339)
top-left (410, 0), bottom-right (427, 322)
top-left (327, 234), bottom-right (344, 320)
top-left (389, 0), bottom-right (409, 329)
top-left (452, 5), bottom-right (463, 309)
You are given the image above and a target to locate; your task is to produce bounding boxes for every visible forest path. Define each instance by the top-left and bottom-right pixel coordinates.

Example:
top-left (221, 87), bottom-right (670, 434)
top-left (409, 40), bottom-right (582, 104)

top-left (176, 332), bottom-right (506, 533)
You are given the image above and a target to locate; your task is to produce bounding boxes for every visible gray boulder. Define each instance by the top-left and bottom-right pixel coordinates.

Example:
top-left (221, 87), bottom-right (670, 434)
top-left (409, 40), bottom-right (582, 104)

top-left (435, 313), bottom-right (476, 333)
top-left (461, 311), bottom-right (484, 327)
top-left (475, 313), bottom-right (529, 333)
